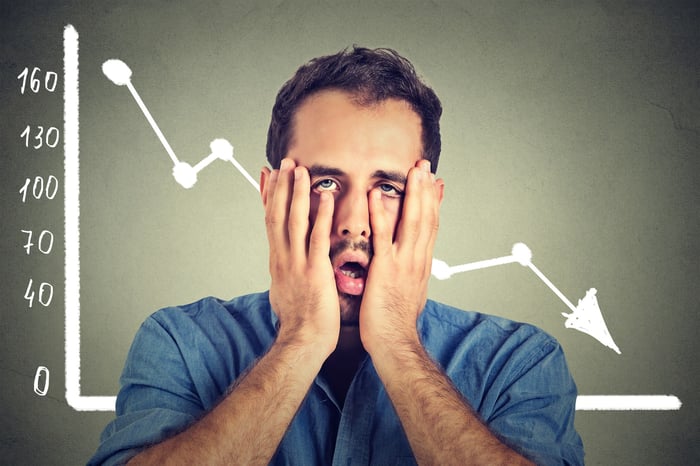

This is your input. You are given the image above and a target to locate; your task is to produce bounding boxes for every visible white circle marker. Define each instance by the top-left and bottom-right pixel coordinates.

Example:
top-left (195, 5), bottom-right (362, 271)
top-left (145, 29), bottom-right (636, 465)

top-left (102, 59), bottom-right (132, 86)
top-left (431, 258), bottom-right (452, 280)
top-left (172, 162), bottom-right (197, 189)
top-left (512, 242), bottom-right (532, 266)
top-left (211, 138), bottom-right (234, 162)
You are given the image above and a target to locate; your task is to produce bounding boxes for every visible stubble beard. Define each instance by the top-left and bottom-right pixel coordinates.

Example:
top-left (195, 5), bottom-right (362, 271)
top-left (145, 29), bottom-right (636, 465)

top-left (339, 293), bottom-right (362, 327)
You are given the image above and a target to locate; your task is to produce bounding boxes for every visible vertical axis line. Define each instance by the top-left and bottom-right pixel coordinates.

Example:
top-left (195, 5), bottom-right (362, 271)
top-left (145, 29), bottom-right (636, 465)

top-left (63, 24), bottom-right (81, 407)
top-left (64, 24), bottom-right (116, 411)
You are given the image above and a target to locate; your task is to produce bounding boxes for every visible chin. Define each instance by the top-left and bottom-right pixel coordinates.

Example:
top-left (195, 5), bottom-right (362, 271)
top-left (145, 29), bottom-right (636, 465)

top-left (339, 291), bottom-right (362, 327)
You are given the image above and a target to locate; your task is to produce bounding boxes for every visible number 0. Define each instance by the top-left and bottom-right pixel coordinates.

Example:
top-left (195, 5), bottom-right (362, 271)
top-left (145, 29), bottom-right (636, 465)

top-left (34, 366), bottom-right (50, 396)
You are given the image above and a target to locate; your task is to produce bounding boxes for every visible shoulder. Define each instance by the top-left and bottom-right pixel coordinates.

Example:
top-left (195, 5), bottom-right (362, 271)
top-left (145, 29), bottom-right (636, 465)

top-left (145, 291), bottom-right (275, 335)
top-left (419, 300), bottom-right (565, 377)
top-left (129, 291), bottom-right (277, 373)
top-left (421, 300), bottom-right (556, 348)
top-left (121, 291), bottom-right (276, 407)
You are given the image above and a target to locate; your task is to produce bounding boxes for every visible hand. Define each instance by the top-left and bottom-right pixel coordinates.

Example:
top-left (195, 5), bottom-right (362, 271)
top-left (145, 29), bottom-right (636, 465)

top-left (262, 158), bottom-right (340, 356)
top-left (359, 160), bottom-right (442, 355)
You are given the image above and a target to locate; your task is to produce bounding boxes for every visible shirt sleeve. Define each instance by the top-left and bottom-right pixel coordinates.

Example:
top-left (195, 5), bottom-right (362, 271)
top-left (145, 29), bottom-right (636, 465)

top-left (87, 314), bottom-right (204, 466)
top-left (483, 334), bottom-right (585, 466)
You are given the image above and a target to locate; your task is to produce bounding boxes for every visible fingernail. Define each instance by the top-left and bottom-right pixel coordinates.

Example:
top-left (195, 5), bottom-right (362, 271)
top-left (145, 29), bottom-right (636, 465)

top-left (422, 160), bottom-right (431, 172)
top-left (280, 158), bottom-right (292, 170)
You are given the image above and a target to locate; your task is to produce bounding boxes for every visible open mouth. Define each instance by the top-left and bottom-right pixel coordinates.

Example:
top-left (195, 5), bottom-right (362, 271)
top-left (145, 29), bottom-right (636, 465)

top-left (332, 249), bottom-right (370, 296)
top-left (338, 261), bottom-right (367, 279)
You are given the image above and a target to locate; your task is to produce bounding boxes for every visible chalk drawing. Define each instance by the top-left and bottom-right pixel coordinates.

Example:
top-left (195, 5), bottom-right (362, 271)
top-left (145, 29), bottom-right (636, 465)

top-left (33, 366), bottom-right (50, 396)
top-left (562, 288), bottom-right (620, 354)
top-left (433, 243), bottom-right (622, 354)
top-left (64, 24), bottom-right (116, 411)
top-left (576, 395), bottom-right (682, 411)
top-left (101, 59), bottom-right (259, 191)
top-left (61, 25), bottom-right (680, 412)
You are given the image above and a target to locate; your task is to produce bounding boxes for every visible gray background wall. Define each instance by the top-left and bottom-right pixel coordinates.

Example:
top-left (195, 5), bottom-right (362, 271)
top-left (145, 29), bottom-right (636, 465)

top-left (1, 0), bottom-right (698, 464)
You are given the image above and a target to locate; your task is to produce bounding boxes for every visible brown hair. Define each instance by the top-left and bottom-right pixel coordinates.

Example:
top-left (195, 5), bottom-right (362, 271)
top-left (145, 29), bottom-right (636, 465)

top-left (266, 46), bottom-right (442, 172)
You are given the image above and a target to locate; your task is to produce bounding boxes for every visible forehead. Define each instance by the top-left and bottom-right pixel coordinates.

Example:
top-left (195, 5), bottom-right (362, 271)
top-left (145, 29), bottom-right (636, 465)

top-left (286, 89), bottom-right (423, 175)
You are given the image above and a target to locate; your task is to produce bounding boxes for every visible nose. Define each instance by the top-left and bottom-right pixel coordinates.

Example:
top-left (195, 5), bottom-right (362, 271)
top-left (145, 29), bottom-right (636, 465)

top-left (334, 187), bottom-right (371, 240)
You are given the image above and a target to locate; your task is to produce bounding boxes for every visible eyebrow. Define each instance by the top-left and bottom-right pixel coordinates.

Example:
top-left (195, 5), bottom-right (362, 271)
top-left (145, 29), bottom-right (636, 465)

top-left (307, 164), bottom-right (407, 186)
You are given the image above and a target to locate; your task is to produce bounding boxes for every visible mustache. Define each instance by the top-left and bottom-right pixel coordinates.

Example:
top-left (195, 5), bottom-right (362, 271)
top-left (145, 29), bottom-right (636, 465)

top-left (329, 239), bottom-right (373, 261)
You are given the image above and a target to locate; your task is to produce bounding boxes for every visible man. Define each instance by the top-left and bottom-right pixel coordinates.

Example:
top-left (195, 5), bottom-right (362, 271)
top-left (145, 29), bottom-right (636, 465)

top-left (90, 47), bottom-right (584, 465)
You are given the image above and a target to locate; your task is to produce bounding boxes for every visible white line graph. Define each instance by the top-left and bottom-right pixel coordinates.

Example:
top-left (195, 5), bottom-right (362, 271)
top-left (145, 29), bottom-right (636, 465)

top-left (101, 59), bottom-right (259, 191)
top-left (433, 243), bottom-right (621, 354)
top-left (61, 25), bottom-right (681, 412)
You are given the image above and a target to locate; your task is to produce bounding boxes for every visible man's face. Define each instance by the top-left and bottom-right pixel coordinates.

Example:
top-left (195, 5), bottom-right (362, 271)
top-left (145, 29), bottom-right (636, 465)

top-left (273, 89), bottom-right (427, 325)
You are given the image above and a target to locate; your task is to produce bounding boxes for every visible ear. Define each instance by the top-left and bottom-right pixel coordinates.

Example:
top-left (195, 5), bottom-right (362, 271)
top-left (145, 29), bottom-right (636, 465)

top-left (260, 166), bottom-right (272, 206)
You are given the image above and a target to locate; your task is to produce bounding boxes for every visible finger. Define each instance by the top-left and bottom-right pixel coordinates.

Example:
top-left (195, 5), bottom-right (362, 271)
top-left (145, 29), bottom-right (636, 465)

top-left (414, 168), bottom-right (440, 272)
top-left (416, 164), bottom-right (438, 251)
top-left (266, 158), bottom-right (294, 250)
top-left (368, 187), bottom-right (392, 256)
top-left (308, 190), bottom-right (334, 265)
top-left (263, 168), bottom-right (280, 249)
top-left (394, 165), bottom-right (425, 253)
top-left (260, 167), bottom-right (272, 206)
top-left (288, 166), bottom-right (310, 260)
top-left (427, 173), bottom-right (441, 247)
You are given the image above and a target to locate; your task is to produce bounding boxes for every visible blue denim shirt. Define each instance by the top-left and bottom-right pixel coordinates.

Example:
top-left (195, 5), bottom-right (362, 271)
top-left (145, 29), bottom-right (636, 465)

top-left (89, 291), bottom-right (584, 465)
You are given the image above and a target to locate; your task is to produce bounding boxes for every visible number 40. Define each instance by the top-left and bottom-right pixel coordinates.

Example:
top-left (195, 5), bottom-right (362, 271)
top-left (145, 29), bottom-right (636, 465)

top-left (24, 278), bottom-right (54, 308)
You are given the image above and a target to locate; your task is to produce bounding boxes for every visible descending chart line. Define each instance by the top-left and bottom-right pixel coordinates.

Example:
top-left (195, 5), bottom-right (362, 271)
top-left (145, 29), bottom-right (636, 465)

top-left (101, 59), bottom-right (179, 166)
top-left (528, 261), bottom-right (577, 314)
top-left (432, 243), bottom-right (622, 354)
top-left (102, 58), bottom-right (259, 192)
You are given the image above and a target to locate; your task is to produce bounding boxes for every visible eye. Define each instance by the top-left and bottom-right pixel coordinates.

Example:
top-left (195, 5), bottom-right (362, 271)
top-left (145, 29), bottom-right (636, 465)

top-left (378, 183), bottom-right (404, 198)
top-left (312, 178), bottom-right (339, 192)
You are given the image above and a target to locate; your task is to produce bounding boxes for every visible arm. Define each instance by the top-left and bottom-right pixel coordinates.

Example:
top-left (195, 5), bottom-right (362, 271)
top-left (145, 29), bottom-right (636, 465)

top-left (128, 335), bottom-right (327, 465)
top-left (360, 160), bottom-right (534, 465)
top-left (369, 336), bottom-right (534, 466)
top-left (129, 159), bottom-right (339, 465)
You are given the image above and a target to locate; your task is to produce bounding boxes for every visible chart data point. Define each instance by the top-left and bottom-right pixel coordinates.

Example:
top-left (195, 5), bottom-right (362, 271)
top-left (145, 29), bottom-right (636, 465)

top-left (102, 59), bottom-right (132, 86)
top-left (512, 242), bottom-right (532, 266)
top-left (210, 138), bottom-right (234, 162)
top-left (431, 258), bottom-right (452, 280)
top-left (173, 161), bottom-right (197, 189)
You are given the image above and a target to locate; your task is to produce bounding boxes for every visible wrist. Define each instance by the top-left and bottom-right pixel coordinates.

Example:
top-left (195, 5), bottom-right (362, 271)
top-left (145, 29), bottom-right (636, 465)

top-left (364, 328), bottom-right (422, 366)
top-left (276, 324), bottom-right (337, 362)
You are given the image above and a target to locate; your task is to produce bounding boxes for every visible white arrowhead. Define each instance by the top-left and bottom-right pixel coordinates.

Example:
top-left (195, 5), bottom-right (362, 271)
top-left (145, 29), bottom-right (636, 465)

top-left (562, 288), bottom-right (621, 354)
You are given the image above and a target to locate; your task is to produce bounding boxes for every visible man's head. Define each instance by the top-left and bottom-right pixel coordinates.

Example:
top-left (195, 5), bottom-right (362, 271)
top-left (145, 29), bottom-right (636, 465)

top-left (266, 46), bottom-right (442, 173)
top-left (261, 47), bottom-right (444, 327)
